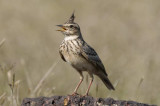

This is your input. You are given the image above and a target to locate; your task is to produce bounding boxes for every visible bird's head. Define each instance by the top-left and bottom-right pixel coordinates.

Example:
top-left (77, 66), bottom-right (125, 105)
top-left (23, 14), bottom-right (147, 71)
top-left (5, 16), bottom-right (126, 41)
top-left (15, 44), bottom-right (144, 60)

top-left (57, 12), bottom-right (81, 36)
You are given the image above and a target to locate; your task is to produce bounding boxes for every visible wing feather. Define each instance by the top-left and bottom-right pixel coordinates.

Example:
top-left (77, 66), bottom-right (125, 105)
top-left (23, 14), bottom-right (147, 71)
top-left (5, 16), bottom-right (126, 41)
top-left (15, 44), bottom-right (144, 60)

top-left (59, 50), bottom-right (66, 62)
top-left (81, 43), bottom-right (107, 76)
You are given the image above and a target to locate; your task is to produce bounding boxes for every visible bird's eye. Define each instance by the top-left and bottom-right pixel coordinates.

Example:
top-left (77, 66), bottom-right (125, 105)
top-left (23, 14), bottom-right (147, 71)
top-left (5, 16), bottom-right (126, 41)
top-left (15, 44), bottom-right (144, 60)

top-left (70, 25), bottom-right (73, 28)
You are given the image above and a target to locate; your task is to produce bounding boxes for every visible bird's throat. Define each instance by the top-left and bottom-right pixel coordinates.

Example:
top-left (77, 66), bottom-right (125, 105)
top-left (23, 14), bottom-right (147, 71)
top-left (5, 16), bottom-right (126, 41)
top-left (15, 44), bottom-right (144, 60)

top-left (64, 36), bottom-right (79, 41)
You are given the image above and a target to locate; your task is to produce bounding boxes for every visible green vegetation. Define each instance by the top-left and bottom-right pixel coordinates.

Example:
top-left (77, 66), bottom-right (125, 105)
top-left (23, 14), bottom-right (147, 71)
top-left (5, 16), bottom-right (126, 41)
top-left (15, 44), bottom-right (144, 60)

top-left (0, 0), bottom-right (159, 105)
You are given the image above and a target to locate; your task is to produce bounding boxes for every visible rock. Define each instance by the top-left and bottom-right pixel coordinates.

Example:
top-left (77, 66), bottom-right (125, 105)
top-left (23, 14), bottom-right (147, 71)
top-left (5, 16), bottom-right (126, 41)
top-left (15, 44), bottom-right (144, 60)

top-left (21, 95), bottom-right (156, 106)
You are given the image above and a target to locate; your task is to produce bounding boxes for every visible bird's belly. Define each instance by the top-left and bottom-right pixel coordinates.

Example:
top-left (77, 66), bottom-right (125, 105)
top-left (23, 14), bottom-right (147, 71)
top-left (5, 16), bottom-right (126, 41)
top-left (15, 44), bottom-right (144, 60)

top-left (64, 53), bottom-right (95, 71)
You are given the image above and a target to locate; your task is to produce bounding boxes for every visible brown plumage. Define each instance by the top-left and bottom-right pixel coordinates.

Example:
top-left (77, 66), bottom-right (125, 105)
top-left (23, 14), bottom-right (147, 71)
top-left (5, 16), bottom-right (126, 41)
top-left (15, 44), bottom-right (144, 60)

top-left (57, 12), bottom-right (115, 95)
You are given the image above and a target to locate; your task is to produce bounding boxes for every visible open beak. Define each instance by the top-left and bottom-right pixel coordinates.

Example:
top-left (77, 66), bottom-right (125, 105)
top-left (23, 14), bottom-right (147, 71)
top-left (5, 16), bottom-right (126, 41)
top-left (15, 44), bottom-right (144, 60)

top-left (56, 25), bottom-right (66, 32)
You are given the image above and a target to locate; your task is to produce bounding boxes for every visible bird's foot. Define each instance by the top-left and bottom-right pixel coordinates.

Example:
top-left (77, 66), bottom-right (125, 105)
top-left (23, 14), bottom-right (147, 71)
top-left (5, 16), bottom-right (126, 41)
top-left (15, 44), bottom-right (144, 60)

top-left (82, 93), bottom-right (89, 97)
top-left (68, 92), bottom-right (80, 96)
top-left (72, 92), bottom-right (79, 96)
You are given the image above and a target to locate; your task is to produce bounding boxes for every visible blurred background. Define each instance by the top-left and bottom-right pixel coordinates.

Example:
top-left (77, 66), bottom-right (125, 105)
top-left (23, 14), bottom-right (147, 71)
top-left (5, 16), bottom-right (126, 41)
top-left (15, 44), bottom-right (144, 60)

top-left (0, 0), bottom-right (160, 105)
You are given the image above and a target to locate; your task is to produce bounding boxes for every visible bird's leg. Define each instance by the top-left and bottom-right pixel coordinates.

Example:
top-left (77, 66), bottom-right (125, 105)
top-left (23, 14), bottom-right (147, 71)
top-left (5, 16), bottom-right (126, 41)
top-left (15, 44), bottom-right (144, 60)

top-left (72, 72), bottom-right (83, 95)
top-left (84, 75), bottom-right (94, 96)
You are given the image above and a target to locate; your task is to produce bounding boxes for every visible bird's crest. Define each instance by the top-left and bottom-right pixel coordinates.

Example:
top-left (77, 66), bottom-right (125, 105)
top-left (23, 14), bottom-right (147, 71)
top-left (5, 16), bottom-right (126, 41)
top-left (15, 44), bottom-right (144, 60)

top-left (65, 11), bottom-right (75, 24)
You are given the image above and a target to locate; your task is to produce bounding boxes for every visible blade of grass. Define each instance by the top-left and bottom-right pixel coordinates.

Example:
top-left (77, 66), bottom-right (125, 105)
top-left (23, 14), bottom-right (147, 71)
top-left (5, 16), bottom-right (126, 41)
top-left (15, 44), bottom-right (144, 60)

top-left (0, 93), bottom-right (6, 100)
top-left (24, 70), bottom-right (33, 92)
top-left (33, 59), bottom-right (59, 94)
top-left (0, 38), bottom-right (6, 48)
top-left (0, 93), bottom-right (6, 105)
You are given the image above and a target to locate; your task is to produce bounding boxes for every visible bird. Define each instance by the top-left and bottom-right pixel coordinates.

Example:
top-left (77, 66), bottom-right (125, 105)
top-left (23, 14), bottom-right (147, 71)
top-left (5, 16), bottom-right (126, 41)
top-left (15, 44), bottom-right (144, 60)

top-left (57, 12), bottom-right (115, 96)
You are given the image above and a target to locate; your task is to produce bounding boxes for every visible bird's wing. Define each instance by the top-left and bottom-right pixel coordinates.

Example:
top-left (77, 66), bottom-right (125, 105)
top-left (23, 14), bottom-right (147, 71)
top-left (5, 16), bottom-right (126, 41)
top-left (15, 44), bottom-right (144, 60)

top-left (81, 43), bottom-right (108, 76)
top-left (59, 50), bottom-right (66, 62)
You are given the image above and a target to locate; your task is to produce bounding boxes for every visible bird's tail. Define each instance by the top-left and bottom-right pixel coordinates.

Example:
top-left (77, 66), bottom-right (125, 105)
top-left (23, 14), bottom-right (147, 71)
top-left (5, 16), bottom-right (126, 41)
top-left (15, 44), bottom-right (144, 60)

top-left (99, 75), bottom-right (115, 90)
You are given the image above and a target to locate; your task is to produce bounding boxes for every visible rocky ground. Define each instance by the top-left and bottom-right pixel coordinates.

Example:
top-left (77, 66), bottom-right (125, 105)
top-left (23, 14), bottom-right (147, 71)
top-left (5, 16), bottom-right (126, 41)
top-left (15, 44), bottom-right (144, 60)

top-left (21, 95), bottom-right (156, 106)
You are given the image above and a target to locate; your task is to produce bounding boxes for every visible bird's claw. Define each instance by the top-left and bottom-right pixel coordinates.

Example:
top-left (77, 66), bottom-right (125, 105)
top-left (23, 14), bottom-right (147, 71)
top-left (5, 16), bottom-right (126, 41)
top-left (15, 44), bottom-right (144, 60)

top-left (82, 93), bottom-right (89, 97)
top-left (70, 92), bottom-right (80, 96)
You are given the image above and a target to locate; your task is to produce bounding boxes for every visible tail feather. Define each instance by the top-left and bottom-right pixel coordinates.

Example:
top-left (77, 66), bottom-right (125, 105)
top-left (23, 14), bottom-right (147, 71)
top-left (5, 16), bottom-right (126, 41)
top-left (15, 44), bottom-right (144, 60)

top-left (100, 76), bottom-right (115, 90)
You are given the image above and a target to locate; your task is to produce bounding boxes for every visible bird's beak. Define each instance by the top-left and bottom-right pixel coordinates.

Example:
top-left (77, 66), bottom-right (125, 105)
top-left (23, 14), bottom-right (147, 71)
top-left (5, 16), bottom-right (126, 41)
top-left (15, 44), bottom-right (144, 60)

top-left (56, 25), bottom-right (66, 32)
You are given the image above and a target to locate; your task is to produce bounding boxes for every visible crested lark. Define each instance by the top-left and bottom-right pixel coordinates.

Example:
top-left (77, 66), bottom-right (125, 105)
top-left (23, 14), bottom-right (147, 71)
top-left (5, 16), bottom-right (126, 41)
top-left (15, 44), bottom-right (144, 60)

top-left (57, 12), bottom-right (115, 96)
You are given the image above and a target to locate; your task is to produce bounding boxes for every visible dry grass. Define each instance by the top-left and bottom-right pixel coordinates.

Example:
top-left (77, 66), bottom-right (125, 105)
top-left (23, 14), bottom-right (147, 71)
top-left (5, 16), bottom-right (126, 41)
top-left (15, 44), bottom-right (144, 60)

top-left (0, 0), bottom-right (160, 105)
